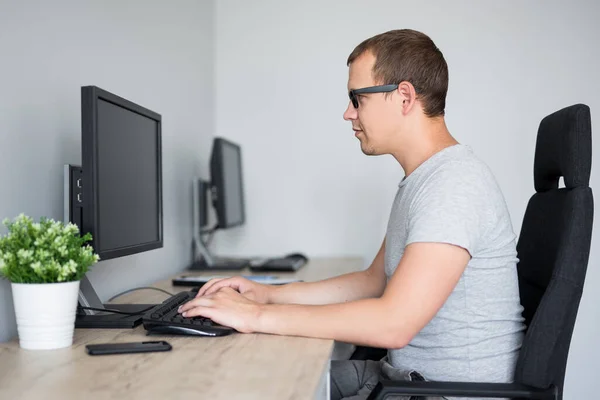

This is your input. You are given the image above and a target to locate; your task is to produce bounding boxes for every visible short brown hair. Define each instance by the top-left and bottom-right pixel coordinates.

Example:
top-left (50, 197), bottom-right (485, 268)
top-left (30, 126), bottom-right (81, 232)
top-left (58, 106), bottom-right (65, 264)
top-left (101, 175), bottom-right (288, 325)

top-left (347, 29), bottom-right (448, 118)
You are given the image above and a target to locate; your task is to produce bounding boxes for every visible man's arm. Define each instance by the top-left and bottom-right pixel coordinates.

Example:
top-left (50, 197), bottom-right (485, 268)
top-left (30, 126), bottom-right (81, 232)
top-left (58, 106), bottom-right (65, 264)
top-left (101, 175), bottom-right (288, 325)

top-left (180, 242), bottom-right (470, 349)
top-left (268, 238), bottom-right (387, 305)
top-left (258, 242), bottom-right (469, 347)
top-left (197, 238), bottom-right (387, 305)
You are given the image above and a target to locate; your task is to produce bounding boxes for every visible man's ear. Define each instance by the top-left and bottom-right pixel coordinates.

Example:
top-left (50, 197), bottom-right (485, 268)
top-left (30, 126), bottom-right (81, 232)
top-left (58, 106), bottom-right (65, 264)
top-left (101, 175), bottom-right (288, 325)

top-left (398, 81), bottom-right (417, 114)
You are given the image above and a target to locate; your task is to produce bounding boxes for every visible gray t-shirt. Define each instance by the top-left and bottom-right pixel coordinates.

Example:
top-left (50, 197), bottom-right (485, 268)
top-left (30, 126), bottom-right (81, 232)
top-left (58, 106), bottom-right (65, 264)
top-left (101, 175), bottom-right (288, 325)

top-left (385, 144), bottom-right (526, 385)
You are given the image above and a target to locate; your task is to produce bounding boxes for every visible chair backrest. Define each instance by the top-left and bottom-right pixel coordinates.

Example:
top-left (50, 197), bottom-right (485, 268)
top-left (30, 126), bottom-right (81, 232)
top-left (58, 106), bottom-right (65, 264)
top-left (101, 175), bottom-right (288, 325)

top-left (513, 104), bottom-right (594, 399)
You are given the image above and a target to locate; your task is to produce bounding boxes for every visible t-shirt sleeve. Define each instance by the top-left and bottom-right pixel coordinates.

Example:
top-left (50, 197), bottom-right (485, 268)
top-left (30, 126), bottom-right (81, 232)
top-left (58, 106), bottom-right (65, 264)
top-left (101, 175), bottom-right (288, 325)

top-left (406, 161), bottom-right (492, 256)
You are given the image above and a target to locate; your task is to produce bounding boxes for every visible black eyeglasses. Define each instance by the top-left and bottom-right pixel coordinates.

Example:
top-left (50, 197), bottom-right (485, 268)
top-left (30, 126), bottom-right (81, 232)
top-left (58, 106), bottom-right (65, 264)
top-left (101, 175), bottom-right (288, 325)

top-left (348, 84), bottom-right (399, 109)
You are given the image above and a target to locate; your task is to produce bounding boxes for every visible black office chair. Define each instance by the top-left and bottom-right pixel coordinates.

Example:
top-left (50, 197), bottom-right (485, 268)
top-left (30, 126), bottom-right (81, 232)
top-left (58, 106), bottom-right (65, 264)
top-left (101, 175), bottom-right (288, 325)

top-left (368, 104), bottom-right (594, 400)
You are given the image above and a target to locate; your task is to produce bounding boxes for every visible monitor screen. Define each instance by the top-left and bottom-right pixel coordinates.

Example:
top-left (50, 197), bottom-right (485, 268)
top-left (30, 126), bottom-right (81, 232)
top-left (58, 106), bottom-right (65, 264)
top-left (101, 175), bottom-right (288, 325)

top-left (211, 138), bottom-right (245, 228)
top-left (82, 86), bottom-right (163, 260)
top-left (97, 99), bottom-right (159, 250)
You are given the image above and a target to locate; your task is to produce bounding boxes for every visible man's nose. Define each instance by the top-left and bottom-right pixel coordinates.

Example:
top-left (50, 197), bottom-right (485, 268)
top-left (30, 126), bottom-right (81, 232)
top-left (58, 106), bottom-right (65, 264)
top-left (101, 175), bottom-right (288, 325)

top-left (343, 101), bottom-right (357, 121)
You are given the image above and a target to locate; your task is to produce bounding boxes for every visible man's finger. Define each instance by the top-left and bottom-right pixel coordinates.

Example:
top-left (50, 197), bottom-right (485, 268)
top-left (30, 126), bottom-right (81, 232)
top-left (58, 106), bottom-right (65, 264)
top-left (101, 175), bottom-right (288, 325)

top-left (178, 296), bottom-right (213, 313)
top-left (197, 278), bottom-right (226, 297)
top-left (203, 280), bottom-right (229, 296)
top-left (204, 278), bottom-right (239, 296)
top-left (197, 278), bottom-right (224, 296)
top-left (181, 305), bottom-right (216, 319)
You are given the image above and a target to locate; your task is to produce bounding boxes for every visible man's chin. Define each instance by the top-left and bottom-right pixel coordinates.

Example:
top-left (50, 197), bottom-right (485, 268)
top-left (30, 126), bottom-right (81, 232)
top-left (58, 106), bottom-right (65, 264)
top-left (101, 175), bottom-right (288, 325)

top-left (356, 134), bottom-right (377, 155)
top-left (360, 143), bottom-right (378, 156)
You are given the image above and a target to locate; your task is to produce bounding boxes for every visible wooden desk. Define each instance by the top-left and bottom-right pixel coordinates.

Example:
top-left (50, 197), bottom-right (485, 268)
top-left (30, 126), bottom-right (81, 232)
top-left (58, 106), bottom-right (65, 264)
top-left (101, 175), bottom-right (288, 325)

top-left (0, 257), bottom-right (363, 400)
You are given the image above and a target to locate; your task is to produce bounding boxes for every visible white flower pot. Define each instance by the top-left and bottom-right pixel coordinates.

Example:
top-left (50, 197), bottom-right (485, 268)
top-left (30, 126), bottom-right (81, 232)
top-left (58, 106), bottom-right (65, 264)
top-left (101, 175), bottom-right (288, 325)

top-left (11, 280), bottom-right (80, 350)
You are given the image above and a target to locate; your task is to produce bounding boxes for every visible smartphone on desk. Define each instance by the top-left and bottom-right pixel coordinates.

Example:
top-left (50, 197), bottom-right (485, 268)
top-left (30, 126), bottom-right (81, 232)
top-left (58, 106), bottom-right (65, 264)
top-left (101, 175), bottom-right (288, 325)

top-left (86, 341), bottom-right (172, 356)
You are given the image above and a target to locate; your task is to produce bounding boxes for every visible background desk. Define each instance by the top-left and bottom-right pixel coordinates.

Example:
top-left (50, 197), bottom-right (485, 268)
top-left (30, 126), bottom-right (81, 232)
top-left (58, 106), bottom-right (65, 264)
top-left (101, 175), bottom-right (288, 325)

top-left (0, 257), bottom-right (363, 400)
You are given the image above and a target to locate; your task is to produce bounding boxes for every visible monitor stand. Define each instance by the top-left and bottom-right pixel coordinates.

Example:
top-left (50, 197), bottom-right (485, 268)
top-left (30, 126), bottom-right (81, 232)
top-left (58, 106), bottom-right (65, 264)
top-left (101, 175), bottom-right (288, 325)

top-left (64, 165), bottom-right (157, 329)
top-left (189, 236), bottom-right (249, 270)
top-left (188, 178), bottom-right (250, 271)
top-left (75, 276), bottom-right (156, 329)
top-left (75, 308), bottom-right (148, 329)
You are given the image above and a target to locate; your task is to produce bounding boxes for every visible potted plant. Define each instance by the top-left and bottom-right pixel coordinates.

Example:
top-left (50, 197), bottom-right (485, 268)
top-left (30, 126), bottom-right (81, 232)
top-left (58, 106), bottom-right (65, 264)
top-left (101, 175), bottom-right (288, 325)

top-left (0, 214), bottom-right (99, 350)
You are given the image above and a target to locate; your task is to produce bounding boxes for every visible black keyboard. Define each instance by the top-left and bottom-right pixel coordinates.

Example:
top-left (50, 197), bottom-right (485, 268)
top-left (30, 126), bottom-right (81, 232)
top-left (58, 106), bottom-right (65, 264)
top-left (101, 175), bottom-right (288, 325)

top-left (189, 257), bottom-right (250, 270)
top-left (249, 256), bottom-right (306, 272)
top-left (142, 291), bottom-right (234, 337)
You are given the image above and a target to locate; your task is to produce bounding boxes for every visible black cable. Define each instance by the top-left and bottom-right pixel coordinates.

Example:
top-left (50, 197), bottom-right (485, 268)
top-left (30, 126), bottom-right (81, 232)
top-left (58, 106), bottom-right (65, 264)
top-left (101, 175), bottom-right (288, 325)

top-left (107, 287), bottom-right (174, 303)
top-left (79, 305), bottom-right (155, 316)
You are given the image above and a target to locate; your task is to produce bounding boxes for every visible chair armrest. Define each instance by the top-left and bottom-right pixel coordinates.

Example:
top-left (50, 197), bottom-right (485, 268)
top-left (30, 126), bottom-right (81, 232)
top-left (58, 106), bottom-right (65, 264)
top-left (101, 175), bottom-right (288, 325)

top-left (366, 380), bottom-right (557, 399)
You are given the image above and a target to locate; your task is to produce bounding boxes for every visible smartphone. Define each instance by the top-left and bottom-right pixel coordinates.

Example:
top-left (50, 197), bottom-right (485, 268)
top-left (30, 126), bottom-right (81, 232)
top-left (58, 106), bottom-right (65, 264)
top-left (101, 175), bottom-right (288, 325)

top-left (86, 341), bottom-right (172, 356)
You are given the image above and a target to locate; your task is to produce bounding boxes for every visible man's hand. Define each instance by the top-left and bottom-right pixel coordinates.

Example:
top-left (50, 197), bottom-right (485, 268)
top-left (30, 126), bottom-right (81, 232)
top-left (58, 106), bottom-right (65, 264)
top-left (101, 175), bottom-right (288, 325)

top-left (196, 276), bottom-right (273, 304)
top-left (178, 287), bottom-right (261, 333)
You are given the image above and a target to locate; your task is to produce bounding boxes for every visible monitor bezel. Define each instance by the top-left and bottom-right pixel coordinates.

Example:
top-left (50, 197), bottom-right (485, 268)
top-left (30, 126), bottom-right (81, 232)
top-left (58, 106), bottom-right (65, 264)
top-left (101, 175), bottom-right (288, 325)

top-left (81, 85), bottom-right (163, 260)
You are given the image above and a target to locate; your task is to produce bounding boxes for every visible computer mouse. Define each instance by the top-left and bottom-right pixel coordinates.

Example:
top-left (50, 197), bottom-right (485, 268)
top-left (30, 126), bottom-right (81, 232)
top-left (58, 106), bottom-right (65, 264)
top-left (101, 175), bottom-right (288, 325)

top-left (146, 325), bottom-right (231, 337)
top-left (285, 252), bottom-right (308, 262)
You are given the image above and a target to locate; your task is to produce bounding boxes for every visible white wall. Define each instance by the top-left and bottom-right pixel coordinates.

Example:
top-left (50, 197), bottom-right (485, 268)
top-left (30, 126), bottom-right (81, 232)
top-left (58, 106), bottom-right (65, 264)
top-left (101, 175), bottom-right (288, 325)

top-left (0, 0), bottom-right (214, 341)
top-left (213, 1), bottom-right (600, 398)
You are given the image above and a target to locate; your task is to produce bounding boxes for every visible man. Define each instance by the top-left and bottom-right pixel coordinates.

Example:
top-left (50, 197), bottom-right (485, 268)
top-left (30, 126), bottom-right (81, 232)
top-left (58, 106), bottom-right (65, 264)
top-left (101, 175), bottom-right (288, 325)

top-left (179, 29), bottom-right (526, 400)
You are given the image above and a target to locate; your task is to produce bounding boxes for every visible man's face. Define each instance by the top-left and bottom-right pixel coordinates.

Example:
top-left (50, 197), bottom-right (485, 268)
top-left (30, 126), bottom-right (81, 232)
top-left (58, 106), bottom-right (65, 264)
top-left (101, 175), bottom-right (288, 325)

top-left (343, 52), bottom-right (404, 156)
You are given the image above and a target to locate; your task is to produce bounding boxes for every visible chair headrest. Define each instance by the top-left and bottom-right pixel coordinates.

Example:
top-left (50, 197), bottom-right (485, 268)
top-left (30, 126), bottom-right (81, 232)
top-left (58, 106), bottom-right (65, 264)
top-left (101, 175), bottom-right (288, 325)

top-left (534, 104), bottom-right (592, 192)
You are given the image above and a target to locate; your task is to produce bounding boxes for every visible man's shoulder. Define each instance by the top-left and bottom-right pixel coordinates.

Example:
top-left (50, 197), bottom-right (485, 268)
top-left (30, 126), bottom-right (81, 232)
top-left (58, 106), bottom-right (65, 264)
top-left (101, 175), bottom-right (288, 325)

top-left (415, 153), bottom-right (499, 197)
top-left (407, 146), bottom-right (512, 229)
top-left (429, 145), bottom-right (494, 177)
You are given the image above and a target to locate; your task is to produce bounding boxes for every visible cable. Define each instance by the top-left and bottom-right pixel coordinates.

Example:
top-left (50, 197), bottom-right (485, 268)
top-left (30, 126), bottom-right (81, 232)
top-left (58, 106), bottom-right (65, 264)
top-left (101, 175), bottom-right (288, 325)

top-left (203, 231), bottom-right (215, 247)
top-left (79, 305), bottom-right (156, 316)
top-left (107, 287), bottom-right (174, 303)
top-left (200, 224), bottom-right (218, 234)
top-left (201, 223), bottom-right (218, 247)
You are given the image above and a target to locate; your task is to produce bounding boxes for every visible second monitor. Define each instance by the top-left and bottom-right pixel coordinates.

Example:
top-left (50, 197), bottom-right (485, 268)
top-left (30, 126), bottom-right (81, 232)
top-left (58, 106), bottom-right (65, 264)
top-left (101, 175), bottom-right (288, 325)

top-left (191, 137), bottom-right (251, 269)
top-left (211, 137), bottom-right (245, 230)
top-left (190, 137), bottom-right (308, 272)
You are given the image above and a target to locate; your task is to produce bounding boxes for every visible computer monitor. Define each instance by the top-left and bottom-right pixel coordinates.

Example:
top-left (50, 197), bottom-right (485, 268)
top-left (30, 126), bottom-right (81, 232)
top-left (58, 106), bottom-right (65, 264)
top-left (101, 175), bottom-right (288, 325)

top-left (210, 137), bottom-right (245, 229)
top-left (82, 86), bottom-right (163, 259)
top-left (190, 137), bottom-right (248, 270)
top-left (64, 85), bottom-right (163, 328)
top-left (190, 138), bottom-right (306, 271)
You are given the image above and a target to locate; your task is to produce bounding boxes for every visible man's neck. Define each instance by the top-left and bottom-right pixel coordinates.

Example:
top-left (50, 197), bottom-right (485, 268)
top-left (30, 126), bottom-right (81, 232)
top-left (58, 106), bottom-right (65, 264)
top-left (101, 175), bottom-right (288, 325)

top-left (391, 118), bottom-right (458, 177)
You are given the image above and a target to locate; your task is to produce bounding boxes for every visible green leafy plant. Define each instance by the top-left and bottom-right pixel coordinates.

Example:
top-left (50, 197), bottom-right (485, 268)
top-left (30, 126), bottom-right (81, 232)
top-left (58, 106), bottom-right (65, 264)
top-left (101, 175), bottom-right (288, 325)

top-left (0, 214), bottom-right (100, 284)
